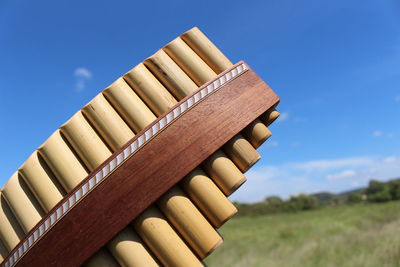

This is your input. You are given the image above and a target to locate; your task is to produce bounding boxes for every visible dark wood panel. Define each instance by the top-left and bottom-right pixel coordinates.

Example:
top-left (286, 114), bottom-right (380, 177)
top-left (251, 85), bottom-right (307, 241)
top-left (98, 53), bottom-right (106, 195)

top-left (14, 63), bottom-right (279, 266)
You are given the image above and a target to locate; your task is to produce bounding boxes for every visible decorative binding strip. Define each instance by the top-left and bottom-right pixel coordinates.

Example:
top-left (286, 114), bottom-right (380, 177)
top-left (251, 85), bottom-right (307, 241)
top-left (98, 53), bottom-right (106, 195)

top-left (2, 62), bottom-right (249, 267)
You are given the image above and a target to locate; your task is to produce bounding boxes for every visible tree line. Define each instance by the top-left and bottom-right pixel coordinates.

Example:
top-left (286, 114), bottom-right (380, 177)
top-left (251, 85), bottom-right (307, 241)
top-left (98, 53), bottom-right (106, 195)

top-left (234, 178), bottom-right (400, 217)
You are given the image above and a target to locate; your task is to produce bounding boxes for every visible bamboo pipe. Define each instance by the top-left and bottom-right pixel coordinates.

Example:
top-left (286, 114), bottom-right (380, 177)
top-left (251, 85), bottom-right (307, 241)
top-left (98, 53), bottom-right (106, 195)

top-left (242, 120), bottom-right (272, 149)
top-left (162, 38), bottom-right (260, 172)
top-left (82, 93), bottom-right (135, 152)
top-left (0, 193), bottom-right (24, 252)
top-left (19, 151), bottom-right (65, 212)
top-left (60, 111), bottom-right (112, 171)
top-left (85, 89), bottom-right (221, 260)
top-left (0, 239), bottom-right (7, 262)
top-left (157, 187), bottom-right (222, 258)
top-left (260, 108), bottom-right (280, 126)
top-left (103, 78), bottom-right (156, 133)
top-left (83, 248), bottom-right (119, 267)
top-left (180, 27), bottom-right (275, 149)
top-left (144, 50), bottom-right (197, 100)
top-left (62, 102), bottom-right (168, 266)
top-left (247, 105), bottom-right (280, 148)
top-left (163, 38), bottom-right (215, 86)
top-left (107, 227), bottom-right (159, 267)
top-left (181, 27), bottom-right (232, 74)
top-left (123, 63), bottom-right (176, 116)
top-left (1, 172), bottom-right (44, 233)
top-left (202, 150), bottom-right (246, 195)
top-left (38, 130), bottom-right (88, 192)
top-left (132, 207), bottom-right (202, 267)
top-left (242, 120), bottom-right (272, 148)
top-left (180, 168), bottom-right (237, 228)
top-left (223, 135), bottom-right (260, 171)
top-left (122, 63), bottom-right (176, 115)
top-left (129, 58), bottom-right (244, 194)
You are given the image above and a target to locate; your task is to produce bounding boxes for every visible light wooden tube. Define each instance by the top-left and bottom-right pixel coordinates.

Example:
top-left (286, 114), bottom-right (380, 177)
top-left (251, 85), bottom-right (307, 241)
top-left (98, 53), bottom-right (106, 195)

top-left (260, 108), bottom-right (280, 126)
top-left (133, 207), bottom-right (202, 267)
top-left (163, 37), bottom-right (216, 86)
top-left (144, 50), bottom-right (198, 100)
top-left (19, 151), bottom-right (65, 212)
top-left (0, 193), bottom-right (24, 252)
top-left (0, 239), bottom-right (7, 262)
top-left (243, 120), bottom-right (272, 148)
top-left (203, 150), bottom-right (246, 196)
top-left (123, 63), bottom-right (176, 116)
top-left (86, 89), bottom-right (219, 262)
top-left (39, 130), bottom-right (88, 192)
top-left (234, 119), bottom-right (271, 152)
top-left (181, 27), bottom-right (232, 74)
top-left (123, 61), bottom-right (178, 117)
top-left (83, 248), bottom-right (119, 267)
top-left (163, 38), bottom-right (260, 172)
top-left (103, 78), bottom-right (157, 132)
top-left (223, 135), bottom-right (261, 172)
top-left (82, 93), bottom-right (135, 152)
top-left (107, 227), bottom-right (159, 267)
top-left (157, 186), bottom-right (222, 259)
top-left (60, 111), bottom-right (112, 172)
top-left (180, 168), bottom-right (237, 228)
top-left (1, 172), bottom-right (44, 233)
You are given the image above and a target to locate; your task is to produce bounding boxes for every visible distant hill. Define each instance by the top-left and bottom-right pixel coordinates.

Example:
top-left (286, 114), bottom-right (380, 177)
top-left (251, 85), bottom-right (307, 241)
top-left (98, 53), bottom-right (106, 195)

top-left (310, 177), bottom-right (400, 205)
top-left (235, 177), bottom-right (400, 217)
top-left (310, 188), bottom-right (364, 205)
top-left (338, 187), bottom-right (365, 196)
top-left (310, 192), bottom-right (339, 205)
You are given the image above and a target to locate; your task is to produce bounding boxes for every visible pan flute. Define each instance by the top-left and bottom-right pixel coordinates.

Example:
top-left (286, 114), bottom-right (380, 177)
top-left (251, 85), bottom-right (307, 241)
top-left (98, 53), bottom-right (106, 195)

top-left (0, 27), bottom-right (280, 267)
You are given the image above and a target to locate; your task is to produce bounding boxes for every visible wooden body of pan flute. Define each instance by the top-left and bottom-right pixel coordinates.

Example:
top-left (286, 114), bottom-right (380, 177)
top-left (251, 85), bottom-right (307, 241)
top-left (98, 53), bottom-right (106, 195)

top-left (0, 28), bottom-right (280, 267)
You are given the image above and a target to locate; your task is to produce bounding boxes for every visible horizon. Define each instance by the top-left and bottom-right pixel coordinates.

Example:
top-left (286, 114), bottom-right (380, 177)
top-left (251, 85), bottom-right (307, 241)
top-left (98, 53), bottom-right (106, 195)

top-left (1, 0), bottom-right (399, 202)
top-left (237, 176), bottom-right (400, 203)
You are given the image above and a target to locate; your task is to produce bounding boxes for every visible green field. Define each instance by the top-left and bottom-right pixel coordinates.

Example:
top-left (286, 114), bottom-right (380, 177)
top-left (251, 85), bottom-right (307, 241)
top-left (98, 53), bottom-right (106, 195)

top-left (205, 201), bottom-right (400, 267)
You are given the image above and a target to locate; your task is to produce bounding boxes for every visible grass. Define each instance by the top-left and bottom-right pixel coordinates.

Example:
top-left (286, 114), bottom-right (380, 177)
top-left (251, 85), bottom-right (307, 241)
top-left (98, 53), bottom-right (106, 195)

top-left (205, 201), bottom-right (400, 267)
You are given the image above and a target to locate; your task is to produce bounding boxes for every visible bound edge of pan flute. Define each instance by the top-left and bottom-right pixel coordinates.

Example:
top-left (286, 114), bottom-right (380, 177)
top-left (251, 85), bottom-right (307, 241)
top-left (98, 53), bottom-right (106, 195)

top-left (0, 27), bottom-right (280, 267)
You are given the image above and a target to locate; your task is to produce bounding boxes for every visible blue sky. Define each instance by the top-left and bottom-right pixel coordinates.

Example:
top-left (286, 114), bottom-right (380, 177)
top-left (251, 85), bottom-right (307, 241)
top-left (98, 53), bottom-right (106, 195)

top-left (0, 0), bottom-right (399, 202)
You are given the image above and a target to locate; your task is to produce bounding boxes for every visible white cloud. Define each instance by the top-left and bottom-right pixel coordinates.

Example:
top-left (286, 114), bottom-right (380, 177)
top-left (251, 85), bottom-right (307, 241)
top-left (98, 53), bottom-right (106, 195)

top-left (326, 169), bottom-right (356, 181)
top-left (384, 156), bottom-right (397, 163)
top-left (291, 156), bottom-right (374, 172)
top-left (293, 116), bottom-right (307, 123)
top-left (372, 130), bottom-right (397, 138)
top-left (291, 141), bottom-right (301, 148)
top-left (74, 67), bottom-right (92, 92)
top-left (372, 130), bottom-right (383, 137)
top-left (75, 68), bottom-right (92, 79)
top-left (266, 140), bottom-right (279, 147)
top-left (229, 155), bottom-right (400, 203)
top-left (277, 112), bottom-right (289, 122)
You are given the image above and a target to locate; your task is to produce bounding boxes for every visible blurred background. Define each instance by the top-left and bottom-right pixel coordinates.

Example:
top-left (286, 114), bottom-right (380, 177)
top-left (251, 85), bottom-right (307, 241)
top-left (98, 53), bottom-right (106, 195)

top-left (1, 1), bottom-right (399, 265)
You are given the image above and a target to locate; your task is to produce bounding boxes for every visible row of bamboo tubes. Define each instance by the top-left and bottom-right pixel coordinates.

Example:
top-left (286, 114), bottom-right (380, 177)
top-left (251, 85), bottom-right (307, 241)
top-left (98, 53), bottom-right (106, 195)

top-left (0, 27), bottom-right (280, 266)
